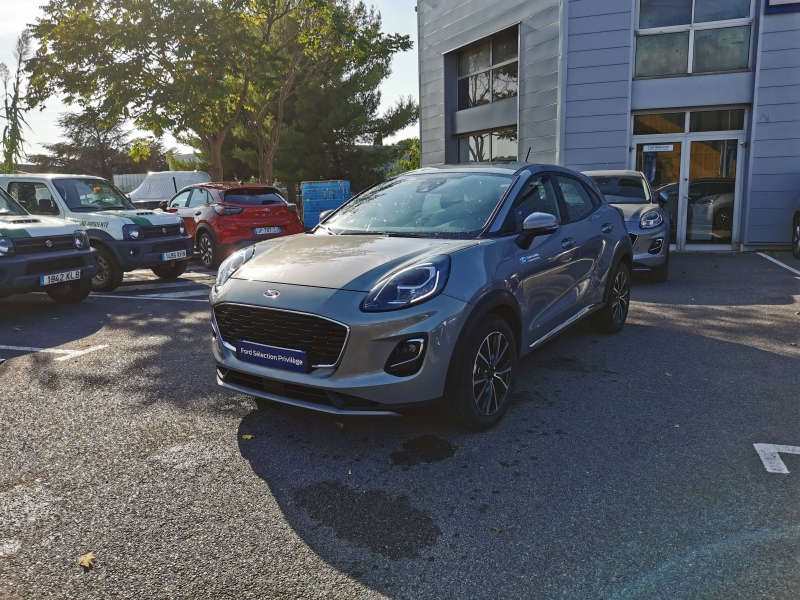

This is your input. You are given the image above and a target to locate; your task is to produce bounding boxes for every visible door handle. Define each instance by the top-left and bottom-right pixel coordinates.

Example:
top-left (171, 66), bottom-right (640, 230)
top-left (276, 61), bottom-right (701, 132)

top-left (601, 223), bottom-right (614, 233)
top-left (561, 238), bottom-right (576, 250)
top-left (195, 211), bottom-right (202, 216)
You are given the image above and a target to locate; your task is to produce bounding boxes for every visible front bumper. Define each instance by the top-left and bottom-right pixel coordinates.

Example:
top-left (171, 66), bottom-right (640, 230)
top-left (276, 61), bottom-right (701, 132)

top-left (109, 235), bottom-right (194, 271)
top-left (627, 221), bottom-right (669, 270)
top-left (0, 248), bottom-right (98, 297)
top-left (210, 279), bottom-right (471, 413)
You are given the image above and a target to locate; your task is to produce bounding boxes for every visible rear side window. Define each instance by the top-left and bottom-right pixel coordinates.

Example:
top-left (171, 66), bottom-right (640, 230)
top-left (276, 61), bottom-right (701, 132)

top-left (8, 182), bottom-right (57, 215)
top-left (223, 189), bottom-right (286, 205)
top-left (503, 175), bottom-right (561, 234)
top-left (556, 176), bottom-right (595, 222)
top-left (188, 189), bottom-right (210, 207)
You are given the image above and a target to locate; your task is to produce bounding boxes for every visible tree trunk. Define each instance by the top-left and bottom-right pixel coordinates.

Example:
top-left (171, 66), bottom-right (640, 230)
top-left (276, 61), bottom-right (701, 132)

top-left (204, 132), bottom-right (227, 182)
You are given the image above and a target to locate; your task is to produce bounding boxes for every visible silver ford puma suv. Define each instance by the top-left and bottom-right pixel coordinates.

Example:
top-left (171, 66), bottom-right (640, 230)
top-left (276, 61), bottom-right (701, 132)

top-left (210, 163), bottom-right (633, 430)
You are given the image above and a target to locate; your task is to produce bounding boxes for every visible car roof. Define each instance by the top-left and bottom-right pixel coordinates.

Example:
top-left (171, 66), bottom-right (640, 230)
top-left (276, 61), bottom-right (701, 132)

top-left (411, 162), bottom-right (596, 177)
top-left (0, 174), bottom-right (108, 180)
top-left (194, 182), bottom-right (281, 191)
top-left (583, 170), bottom-right (644, 178)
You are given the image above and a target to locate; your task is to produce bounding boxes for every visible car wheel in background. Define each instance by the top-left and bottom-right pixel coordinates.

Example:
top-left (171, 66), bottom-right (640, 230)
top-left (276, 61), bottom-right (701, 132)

top-left (650, 247), bottom-right (670, 283)
top-left (151, 260), bottom-right (188, 279)
top-left (198, 233), bottom-right (219, 269)
top-left (793, 217), bottom-right (800, 260)
top-left (591, 261), bottom-right (631, 334)
top-left (92, 245), bottom-right (124, 292)
top-left (46, 277), bottom-right (92, 304)
top-left (446, 314), bottom-right (517, 431)
top-left (714, 207), bottom-right (733, 232)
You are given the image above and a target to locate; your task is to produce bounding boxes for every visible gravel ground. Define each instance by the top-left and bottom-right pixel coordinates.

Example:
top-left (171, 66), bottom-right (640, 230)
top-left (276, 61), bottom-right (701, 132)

top-left (0, 253), bottom-right (799, 599)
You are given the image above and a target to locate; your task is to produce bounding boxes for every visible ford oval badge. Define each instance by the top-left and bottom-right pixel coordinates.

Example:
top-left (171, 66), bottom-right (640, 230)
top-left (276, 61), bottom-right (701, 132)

top-left (263, 289), bottom-right (280, 299)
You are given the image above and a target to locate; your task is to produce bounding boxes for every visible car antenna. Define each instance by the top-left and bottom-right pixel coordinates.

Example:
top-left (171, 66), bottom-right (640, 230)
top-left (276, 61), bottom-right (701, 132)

top-left (525, 147), bottom-right (531, 161)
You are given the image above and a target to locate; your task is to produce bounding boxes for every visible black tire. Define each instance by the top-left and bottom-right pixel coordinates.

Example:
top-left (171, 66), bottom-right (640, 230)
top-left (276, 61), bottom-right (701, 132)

top-left (649, 247), bottom-right (670, 283)
top-left (591, 260), bottom-right (631, 334)
top-left (151, 260), bottom-right (188, 279)
top-left (198, 232), bottom-right (219, 269)
top-left (793, 217), bottom-right (800, 260)
top-left (445, 314), bottom-right (517, 431)
top-left (92, 245), bottom-right (124, 292)
top-left (46, 277), bottom-right (92, 304)
top-left (714, 207), bottom-right (733, 232)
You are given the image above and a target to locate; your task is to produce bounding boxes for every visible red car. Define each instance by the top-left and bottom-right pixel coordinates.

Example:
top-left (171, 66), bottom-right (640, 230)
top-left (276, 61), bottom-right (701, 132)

top-left (163, 183), bottom-right (303, 268)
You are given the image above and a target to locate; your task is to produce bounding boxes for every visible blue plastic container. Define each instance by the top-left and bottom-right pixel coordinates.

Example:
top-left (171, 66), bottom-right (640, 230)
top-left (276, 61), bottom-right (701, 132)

top-left (302, 180), bottom-right (352, 228)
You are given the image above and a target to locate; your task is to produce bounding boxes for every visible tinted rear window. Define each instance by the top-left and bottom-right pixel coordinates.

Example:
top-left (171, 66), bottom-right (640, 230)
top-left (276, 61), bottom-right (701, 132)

top-left (223, 189), bottom-right (286, 205)
top-left (590, 176), bottom-right (650, 204)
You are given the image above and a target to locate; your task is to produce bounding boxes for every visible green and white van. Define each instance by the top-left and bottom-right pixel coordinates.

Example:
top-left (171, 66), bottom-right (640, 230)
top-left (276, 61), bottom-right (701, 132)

top-left (0, 186), bottom-right (97, 304)
top-left (0, 174), bottom-right (194, 292)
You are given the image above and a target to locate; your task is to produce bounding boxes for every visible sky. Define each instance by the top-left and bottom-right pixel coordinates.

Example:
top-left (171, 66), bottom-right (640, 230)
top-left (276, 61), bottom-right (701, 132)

top-left (0, 0), bottom-right (420, 157)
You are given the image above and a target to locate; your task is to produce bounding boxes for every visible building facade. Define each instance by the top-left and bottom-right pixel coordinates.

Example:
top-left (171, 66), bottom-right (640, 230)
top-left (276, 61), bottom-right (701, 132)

top-left (417, 0), bottom-right (800, 250)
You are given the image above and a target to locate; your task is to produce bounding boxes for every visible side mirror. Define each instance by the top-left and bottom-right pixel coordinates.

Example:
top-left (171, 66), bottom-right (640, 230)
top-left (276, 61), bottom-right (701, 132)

top-left (158, 201), bottom-right (168, 211)
top-left (319, 209), bottom-right (334, 222)
top-left (517, 212), bottom-right (559, 250)
top-left (38, 198), bottom-right (58, 215)
top-left (658, 191), bottom-right (669, 206)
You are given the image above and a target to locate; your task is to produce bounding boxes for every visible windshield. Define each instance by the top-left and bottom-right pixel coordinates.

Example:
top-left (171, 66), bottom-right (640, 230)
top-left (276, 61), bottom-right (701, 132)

top-left (0, 188), bottom-right (28, 216)
top-left (590, 176), bottom-right (651, 204)
top-left (54, 178), bottom-right (135, 212)
top-left (321, 172), bottom-right (515, 238)
top-left (223, 188), bottom-right (286, 206)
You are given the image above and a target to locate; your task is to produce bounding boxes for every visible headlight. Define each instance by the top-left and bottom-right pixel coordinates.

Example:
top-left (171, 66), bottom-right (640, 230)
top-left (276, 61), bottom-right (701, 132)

top-left (361, 255), bottom-right (450, 312)
top-left (640, 210), bottom-right (664, 230)
top-left (0, 236), bottom-right (15, 257)
top-left (215, 245), bottom-right (256, 291)
top-left (122, 224), bottom-right (144, 240)
top-left (74, 230), bottom-right (89, 249)
top-left (178, 220), bottom-right (186, 235)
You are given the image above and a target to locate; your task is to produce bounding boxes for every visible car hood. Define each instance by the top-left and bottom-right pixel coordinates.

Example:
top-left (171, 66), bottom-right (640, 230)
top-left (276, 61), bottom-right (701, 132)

top-left (0, 214), bottom-right (80, 237)
top-left (611, 203), bottom-right (661, 223)
top-left (90, 209), bottom-right (181, 226)
top-left (234, 233), bottom-right (481, 292)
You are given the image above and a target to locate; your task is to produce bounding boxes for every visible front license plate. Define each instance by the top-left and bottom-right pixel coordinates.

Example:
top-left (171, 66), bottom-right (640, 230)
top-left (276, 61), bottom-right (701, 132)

top-left (237, 340), bottom-right (308, 373)
top-left (162, 250), bottom-right (187, 261)
top-left (255, 227), bottom-right (282, 235)
top-left (40, 270), bottom-right (81, 286)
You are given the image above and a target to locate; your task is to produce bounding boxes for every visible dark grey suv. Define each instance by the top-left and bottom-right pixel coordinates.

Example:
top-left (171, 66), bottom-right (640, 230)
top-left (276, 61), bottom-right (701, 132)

top-left (210, 163), bottom-right (633, 430)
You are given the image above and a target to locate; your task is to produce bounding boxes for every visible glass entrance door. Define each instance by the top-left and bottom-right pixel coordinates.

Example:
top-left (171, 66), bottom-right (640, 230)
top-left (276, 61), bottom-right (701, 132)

top-left (685, 139), bottom-right (738, 245)
top-left (636, 142), bottom-right (683, 245)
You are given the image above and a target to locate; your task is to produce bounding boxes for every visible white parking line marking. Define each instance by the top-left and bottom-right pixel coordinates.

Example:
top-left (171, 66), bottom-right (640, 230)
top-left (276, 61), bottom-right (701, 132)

top-left (0, 344), bottom-right (109, 361)
top-left (757, 252), bottom-right (800, 277)
top-left (754, 443), bottom-right (800, 474)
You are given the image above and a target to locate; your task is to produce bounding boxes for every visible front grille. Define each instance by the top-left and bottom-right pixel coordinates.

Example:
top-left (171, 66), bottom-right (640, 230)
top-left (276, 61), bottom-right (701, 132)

top-left (218, 368), bottom-right (379, 409)
top-left (153, 240), bottom-right (189, 254)
top-left (214, 303), bottom-right (348, 367)
top-left (14, 235), bottom-right (75, 254)
top-left (26, 256), bottom-right (83, 275)
top-left (143, 224), bottom-right (181, 238)
top-left (629, 233), bottom-right (639, 247)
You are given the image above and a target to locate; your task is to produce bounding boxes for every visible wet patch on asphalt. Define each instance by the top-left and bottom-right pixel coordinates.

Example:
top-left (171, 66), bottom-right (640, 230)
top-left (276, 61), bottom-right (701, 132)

top-left (390, 435), bottom-right (457, 469)
top-left (292, 481), bottom-right (441, 560)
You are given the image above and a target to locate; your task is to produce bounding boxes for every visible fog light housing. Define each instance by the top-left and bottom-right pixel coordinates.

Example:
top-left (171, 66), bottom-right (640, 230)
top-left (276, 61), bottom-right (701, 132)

top-left (384, 336), bottom-right (427, 377)
top-left (648, 238), bottom-right (664, 254)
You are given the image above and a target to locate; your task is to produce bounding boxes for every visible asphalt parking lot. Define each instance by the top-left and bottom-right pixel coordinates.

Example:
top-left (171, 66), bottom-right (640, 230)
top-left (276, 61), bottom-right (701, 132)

top-left (1, 252), bottom-right (799, 599)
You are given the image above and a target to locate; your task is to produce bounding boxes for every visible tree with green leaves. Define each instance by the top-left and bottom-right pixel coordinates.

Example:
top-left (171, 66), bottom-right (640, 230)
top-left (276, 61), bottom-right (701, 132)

top-left (392, 138), bottom-right (420, 174)
top-left (0, 33), bottom-right (32, 174)
top-left (27, 107), bottom-right (168, 179)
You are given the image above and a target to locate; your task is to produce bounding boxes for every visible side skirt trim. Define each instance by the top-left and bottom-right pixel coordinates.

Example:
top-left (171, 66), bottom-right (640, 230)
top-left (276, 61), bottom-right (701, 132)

top-left (529, 304), bottom-right (596, 349)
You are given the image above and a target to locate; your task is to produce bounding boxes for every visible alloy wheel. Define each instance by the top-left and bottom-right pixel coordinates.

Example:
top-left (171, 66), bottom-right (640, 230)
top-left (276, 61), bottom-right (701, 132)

top-left (794, 223), bottom-right (800, 254)
top-left (93, 256), bottom-right (109, 286)
top-left (200, 236), bottom-right (214, 268)
top-left (611, 269), bottom-right (630, 325)
top-left (472, 331), bottom-right (513, 416)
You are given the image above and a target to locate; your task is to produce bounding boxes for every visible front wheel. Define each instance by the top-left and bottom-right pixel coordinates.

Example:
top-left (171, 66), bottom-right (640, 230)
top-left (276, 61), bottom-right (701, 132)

top-left (793, 217), bottom-right (800, 260)
top-left (151, 260), bottom-right (187, 279)
top-left (714, 207), bottom-right (733, 232)
top-left (92, 245), bottom-right (124, 292)
top-left (46, 278), bottom-right (92, 304)
top-left (445, 315), bottom-right (517, 431)
top-left (591, 261), bottom-right (631, 334)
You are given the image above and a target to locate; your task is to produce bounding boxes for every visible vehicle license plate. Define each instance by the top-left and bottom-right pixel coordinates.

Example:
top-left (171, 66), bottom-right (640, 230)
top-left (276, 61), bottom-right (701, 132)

top-left (255, 227), bottom-right (282, 235)
top-left (162, 250), bottom-right (187, 261)
top-left (237, 340), bottom-right (308, 373)
top-left (40, 270), bottom-right (81, 286)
